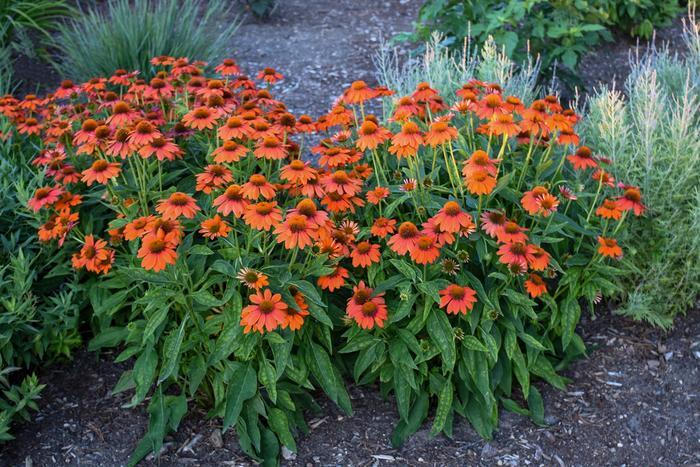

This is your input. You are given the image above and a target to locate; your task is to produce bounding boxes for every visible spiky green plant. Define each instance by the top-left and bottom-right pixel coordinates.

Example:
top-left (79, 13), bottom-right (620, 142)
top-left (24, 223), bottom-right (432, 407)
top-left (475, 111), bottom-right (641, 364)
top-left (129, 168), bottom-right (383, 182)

top-left (375, 33), bottom-right (542, 107)
top-left (55, 0), bottom-right (241, 80)
top-left (582, 16), bottom-right (700, 327)
top-left (0, 0), bottom-right (73, 55)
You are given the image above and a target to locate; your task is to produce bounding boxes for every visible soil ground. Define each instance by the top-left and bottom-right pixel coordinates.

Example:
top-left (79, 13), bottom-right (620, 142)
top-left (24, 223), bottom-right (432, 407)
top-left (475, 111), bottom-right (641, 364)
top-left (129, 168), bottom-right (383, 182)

top-left (3, 1), bottom-right (699, 465)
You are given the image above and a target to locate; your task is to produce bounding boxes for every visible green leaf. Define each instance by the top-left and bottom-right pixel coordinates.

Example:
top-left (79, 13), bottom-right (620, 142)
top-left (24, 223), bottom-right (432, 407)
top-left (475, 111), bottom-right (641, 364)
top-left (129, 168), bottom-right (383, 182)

top-left (268, 408), bottom-right (296, 451)
top-left (461, 335), bottom-right (488, 352)
top-left (158, 317), bottom-right (188, 384)
top-left (560, 296), bottom-right (580, 349)
top-left (142, 305), bottom-right (170, 344)
top-left (389, 258), bottom-right (418, 282)
top-left (192, 289), bottom-right (224, 307)
top-left (426, 310), bottom-right (455, 371)
top-left (527, 385), bottom-right (545, 426)
top-left (518, 332), bottom-right (547, 351)
top-left (189, 244), bottom-right (214, 256)
top-left (132, 346), bottom-right (158, 405)
top-left (223, 364), bottom-right (257, 431)
top-left (307, 343), bottom-right (352, 414)
top-left (430, 379), bottom-right (453, 436)
top-left (258, 360), bottom-right (277, 404)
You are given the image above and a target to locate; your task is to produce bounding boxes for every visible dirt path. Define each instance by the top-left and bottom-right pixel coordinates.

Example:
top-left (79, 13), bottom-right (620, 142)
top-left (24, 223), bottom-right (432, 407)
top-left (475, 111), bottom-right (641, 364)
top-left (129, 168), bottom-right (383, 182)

top-left (2, 2), bottom-right (699, 465)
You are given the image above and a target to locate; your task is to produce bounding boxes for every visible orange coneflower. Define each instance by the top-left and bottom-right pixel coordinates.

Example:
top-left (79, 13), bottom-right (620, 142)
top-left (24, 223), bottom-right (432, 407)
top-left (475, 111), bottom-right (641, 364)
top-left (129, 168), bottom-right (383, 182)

top-left (524, 273), bottom-right (547, 298)
top-left (424, 121), bottom-right (458, 147)
top-left (243, 201), bottom-right (282, 231)
top-left (182, 106), bottom-right (220, 130)
top-left (350, 241), bottom-right (381, 268)
top-left (195, 164), bottom-right (233, 194)
top-left (463, 150), bottom-right (498, 177)
top-left (421, 218), bottom-right (456, 247)
top-left (409, 235), bottom-right (441, 265)
top-left (343, 80), bottom-right (377, 104)
top-left (28, 185), bottom-right (63, 211)
top-left (146, 217), bottom-right (184, 245)
top-left (497, 242), bottom-right (537, 269)
top-left (254, 136), bottom-right (287, 160)
top-left (80, 159), bottom-right (121, 186)
top-left (392, 96), bottom-right (421, 121)
top-left (53, 191), bottom-right (82, 211)
top-left (287, 198), bottom-right (329, 228)
top-left (528, 246), bottom-right (550, 271)
top-left (432, 200), bottom-right (474, 233)
top-left (567, 146), bottom-right (598, 171)
top-left (213, 184), bottom-right (249, 217)
top-left (257, 67), bottom-right (284, 84)
top-left (521, 186), bottom-right (550, 215)
top-left (596, 199), bottom-right (623, 220)
top-left (275, 214), bottom-right (317, 249)
top-left (474, 93), bottom-right (505, 119)
top-left (280, 159), bottom-right (317, 184)
top-left (592, 169), bottom-right (615, 188)
top-left (366, 186), bottom-right (389, 205)
top-left (388, 221), bottom-right (419, 255)
top-left (388, 121), bottom-right (423, 158)
top-left (439, 284), bottom-right (477, 315)
top-left (346, 281), bottom-right (387, 329)
top-left (241, 289), bottom-right (287, 334)
top-left (356, 121), bottom-right (391, 151)
top-left (412, 82), bottom-right (438, 102)
top-left (139, 136), bottom-right (182, 161)
top-left (401, 178), bottom-right (417, 192)
top-left (370, 217), bottom-right (396, 238)
top-left (137, 231), bottom-right (178, 271)
top-left (480, 210), bottom-right (507, 239)
top-left (323, 170), bottom-right (362, 196)
top-left (616, 185), bottom-right (645, 216)
top-left (129, 120), bottom-right (161, 146)
top-left (598, 236), bottom-right (623, 258)
top-left (199, 215), bottom-right (231, 239)
top-left (317, 265), bottom-right (349, 291)
top-left (106, 128), bottom-right (137, 159)
top-left (497, 221), bottom-right (529, 244)
top-left (486, 113), bottom-right (520, 137)
top-left (106, 101), bottom-right (140, 128)
top-left (215, 58), bottom-right (241, 76)
top-left (71, 235), bottom-right (112, 274)
top-left (212, 140), bottom-right (248, 164)
top-left (124, 215), bottom-right (156, 240)
top-left (282, 290), bottom-right (310, 331)
top-left (236, 267), bottom-right (269, 290)
top-left (465, 169), bottom-right (497, 196)
top-left (156, 192), bottom-right (200, 220)
top-left (218, 116), bottom-right (251, 140)
top-left (242, 174), bottom-right (277, 200)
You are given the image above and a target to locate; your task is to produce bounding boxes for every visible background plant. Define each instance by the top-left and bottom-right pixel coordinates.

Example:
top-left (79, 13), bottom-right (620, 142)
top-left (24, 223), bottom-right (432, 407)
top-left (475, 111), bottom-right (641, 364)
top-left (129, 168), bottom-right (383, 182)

top-left (0, 119), bottom-right (83, 440)
top-left (55, 0), bottom-right (241, 80)
top-left (0, 0), bottom-right (73, 59)
top-left (582, 17), bottom-right (700, 327)
top-left (400, 0), bottom-right (682, 87)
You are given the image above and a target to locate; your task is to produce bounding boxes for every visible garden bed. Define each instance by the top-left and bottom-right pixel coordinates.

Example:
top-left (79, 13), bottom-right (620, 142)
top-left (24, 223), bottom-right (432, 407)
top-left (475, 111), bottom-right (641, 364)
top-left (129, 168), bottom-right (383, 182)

top-left (2, 1), bottom-right (698, 466)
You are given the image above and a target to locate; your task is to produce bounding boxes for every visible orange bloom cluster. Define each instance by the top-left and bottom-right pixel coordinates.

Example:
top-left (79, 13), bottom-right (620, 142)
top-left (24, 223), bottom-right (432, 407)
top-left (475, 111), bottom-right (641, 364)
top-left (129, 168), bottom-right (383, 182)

top-left (5, 56), bottom-right (643, 336)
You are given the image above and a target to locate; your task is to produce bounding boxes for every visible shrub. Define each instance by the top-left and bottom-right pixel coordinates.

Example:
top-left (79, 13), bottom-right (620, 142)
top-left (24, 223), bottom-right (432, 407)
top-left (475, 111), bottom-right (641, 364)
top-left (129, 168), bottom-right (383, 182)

top-left (0, 118), bottom-right (83, 440)
top-left (0, 0), bottom-right (73, 57)
top-left (401, 0), bottom-right (682, 85)
top-left (54, 0), bottom-right (241, 81)
top-left (4, 52), bottom-right (641, 463)
top-left (581, 17), bottom-right (700, 327)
